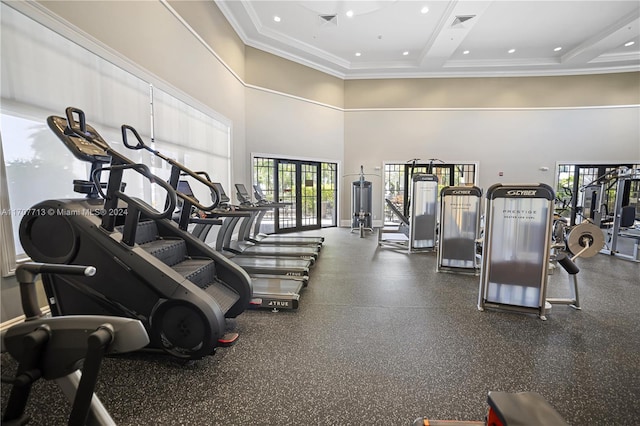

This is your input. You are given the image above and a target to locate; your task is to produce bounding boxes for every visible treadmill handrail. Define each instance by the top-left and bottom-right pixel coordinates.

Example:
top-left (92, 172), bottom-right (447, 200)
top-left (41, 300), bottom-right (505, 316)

top-left (121, 124), bottom-right (221, 212)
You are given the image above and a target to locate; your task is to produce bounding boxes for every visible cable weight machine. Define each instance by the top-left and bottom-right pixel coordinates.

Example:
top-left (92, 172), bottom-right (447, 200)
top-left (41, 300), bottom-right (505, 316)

top-left (347, 165), bottom-right (377, 238)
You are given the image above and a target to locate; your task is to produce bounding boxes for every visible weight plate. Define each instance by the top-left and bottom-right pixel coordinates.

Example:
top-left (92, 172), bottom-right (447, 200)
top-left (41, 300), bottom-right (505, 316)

top-left (567, 222), bottom-right (604, 258)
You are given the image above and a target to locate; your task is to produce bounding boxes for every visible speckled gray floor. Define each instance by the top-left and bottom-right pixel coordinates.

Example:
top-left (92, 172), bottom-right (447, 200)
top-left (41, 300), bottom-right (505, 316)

top-left (2, 227), bottom-right (640, 425)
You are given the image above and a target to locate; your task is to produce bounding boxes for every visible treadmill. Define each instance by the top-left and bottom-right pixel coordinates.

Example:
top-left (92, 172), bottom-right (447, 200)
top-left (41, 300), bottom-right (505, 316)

top-left (213, 183), bottom-right (320, 262)
top-left (117, 134), bottom-right (307, 310)
top-left (234, 183), bottom-right (323, 248)
top-left (251, 184), bottom-right (325, 245)
top-left (177, 181), bottom-right (312, 282)
top-left (184, 190), bottom-right (307, 309)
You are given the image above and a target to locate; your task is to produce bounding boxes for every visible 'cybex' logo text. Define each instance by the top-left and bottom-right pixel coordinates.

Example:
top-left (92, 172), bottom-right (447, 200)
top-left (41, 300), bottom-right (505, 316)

top-left (506, 190), bottom-right (537, 196)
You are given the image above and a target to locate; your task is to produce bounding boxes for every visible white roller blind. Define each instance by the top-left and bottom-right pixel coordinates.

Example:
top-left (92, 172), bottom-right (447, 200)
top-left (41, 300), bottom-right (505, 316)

top-left (0, 3), bottom-right (231, 263)
top-left (151, 87), bottom-right (230, 208)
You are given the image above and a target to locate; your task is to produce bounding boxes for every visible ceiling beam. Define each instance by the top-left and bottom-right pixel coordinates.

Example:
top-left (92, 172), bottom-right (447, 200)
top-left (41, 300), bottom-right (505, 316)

top-left (561, 9), bottom-right (640, 64)
top-left (419, 1), bottom-right (493, 69)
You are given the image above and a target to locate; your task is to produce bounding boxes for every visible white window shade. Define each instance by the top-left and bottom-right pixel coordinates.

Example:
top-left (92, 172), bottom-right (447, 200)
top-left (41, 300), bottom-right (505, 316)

top-left (1, 3), bottom-right (231, 266)
top-left (1, 4), bottom-right (150, 134)
top-left (152, 87), bottom-right (231, 205)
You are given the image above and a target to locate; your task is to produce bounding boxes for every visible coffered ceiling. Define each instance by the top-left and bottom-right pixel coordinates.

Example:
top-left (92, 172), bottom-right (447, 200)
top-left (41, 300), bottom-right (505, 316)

top-left (215, 0), bottom-right (640, 79)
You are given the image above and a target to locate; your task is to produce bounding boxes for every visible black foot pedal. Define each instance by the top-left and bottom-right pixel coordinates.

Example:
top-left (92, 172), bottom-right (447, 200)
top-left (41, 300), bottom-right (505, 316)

top-left (217, 332), bottom-right (239, 347)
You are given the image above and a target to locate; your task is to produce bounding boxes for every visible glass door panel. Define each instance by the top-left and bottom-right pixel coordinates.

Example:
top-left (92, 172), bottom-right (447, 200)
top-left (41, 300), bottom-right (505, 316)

top-left (321, 163), bottom-right (337, 227)
top-left (301, 163), bottom-right (318, 228)
top-left (254, 156), bottom-right (337, 232)
top-left (277, 161), bottom-right (297, 231)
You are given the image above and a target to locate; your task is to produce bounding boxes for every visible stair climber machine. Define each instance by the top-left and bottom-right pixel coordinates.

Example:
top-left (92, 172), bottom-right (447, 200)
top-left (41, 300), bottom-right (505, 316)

top-left (2, 262), bottom-right (150, 426)
top-left (18, 107), bottom-right (252, 359)
top-left (118, 127), bottom-right (309, 311)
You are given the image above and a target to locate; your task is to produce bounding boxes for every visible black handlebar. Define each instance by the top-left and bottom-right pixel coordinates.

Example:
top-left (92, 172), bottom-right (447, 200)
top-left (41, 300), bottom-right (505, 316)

top-left (185, 170), bottom-right (212, 183)
top-left (121, 124), bottom-right (155, 153)
top-left (17, 263), bottom-right (95, 277)
top-left (66, 107), bottom-right (87, 134)
top-left (121, 125), bottom-right (221, 212)
top-left (92, 164), bottom-right (177, 220)
top-left (64, 107), bottom-right (110, 153)
top-left (16, 263), bottom-right (96, 320)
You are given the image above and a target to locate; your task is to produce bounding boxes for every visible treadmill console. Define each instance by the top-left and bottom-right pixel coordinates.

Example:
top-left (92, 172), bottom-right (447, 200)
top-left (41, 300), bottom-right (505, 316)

top-left (235, 184), bottom-right (253, 205)
top-left (212, 183), bottom-right (231, 205)
top-left (177, 180), bottom-right (196, 197)
top-left (253, 185), bottom-right (268, 203)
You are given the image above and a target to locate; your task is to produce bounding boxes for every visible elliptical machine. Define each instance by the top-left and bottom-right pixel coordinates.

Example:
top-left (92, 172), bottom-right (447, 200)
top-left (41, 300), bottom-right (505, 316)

top-left (2, 262), bottom-right (150, 425)
top-left (18, 107), bottom-right (252, 359)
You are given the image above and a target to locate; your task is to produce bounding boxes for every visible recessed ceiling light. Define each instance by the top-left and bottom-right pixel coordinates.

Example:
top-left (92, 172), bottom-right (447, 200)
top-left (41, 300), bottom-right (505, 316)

top-left (346, 10), bottom-right (354, 18)
top-left (554, 46), bottom-right (562, 52)
top-left (403, 51), bottom-right (409, 56)
top-left (624, 41), bottom-right (635, 47)
top-left (355, 52), bottom-right (361, 57)
top-left (508, 48), bottom-right (516, 54)
top-left (421, 6), bottom-right (429, 14)
top-left (463, 50), bottom-right (470, 55)
top-left (273, 16), bottom-right (281, 22)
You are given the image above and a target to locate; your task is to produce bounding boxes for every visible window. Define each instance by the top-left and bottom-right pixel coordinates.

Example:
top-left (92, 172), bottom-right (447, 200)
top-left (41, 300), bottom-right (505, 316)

top-left (252, 156), bottom-right (337, 232)
top-left (383, 163), bottom-right (404, 223)
top-left (555, 163), bottom-right (640, 225)
top-left (0, 3), bottom-right (231, 274)
top-left (383, 161), bottom-right (477, 223)
top-left (320, 163), bottom-right (337, 227)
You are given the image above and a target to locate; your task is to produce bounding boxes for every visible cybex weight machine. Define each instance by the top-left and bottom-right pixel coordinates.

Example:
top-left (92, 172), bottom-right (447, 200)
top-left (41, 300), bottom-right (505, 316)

top-left (379, 174), bottom-right (439, 253)
top-left (437, 186), bottom-right (482, 274)
top-left (478, 184), bottom-right (555, 320)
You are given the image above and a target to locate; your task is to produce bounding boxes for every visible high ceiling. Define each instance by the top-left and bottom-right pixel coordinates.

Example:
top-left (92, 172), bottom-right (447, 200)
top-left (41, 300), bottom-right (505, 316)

top-left (215, 0), bottom-right (640, 79)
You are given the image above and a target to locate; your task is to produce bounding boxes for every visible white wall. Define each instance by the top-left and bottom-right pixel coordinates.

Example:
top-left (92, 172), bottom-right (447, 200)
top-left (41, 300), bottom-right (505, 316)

top-left (244, 87), bottom-right (344, 184)
top-left (36, 0), bottom-right (247, 182)
top-left (344, 106), bottom-right (640, 222)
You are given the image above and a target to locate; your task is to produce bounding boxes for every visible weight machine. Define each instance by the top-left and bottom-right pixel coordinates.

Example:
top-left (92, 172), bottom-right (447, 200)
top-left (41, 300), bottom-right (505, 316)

top-left (578, 167), bottom-right (639, 261)
top-left (478, 184), bottom-right (556, 320)
top-left (478, 183), bottom-right (605, 320)
top-left (379, 173), bottom-right (439, 252)
top-left (601, 168), bottom-right (640, 262)
top-left (349, 165), bottom-right (374, 238)
top-left (547, 220), bottom-right (604, 310)
top-left (437, 186), bottom-right (482, 274)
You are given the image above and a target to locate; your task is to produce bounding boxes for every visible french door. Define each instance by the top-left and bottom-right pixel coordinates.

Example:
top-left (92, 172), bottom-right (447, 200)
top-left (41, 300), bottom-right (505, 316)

top-left (254, 157), bottom-right (337, 233)
top-left (276, 160), bottom-right (321, 232)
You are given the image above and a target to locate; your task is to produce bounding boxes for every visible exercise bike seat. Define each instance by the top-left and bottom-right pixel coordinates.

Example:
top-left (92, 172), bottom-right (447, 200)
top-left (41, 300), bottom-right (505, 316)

top-left (487, 391), bottom-right (569, 426)
top-left (4, 315), bottom-right (149, 381)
